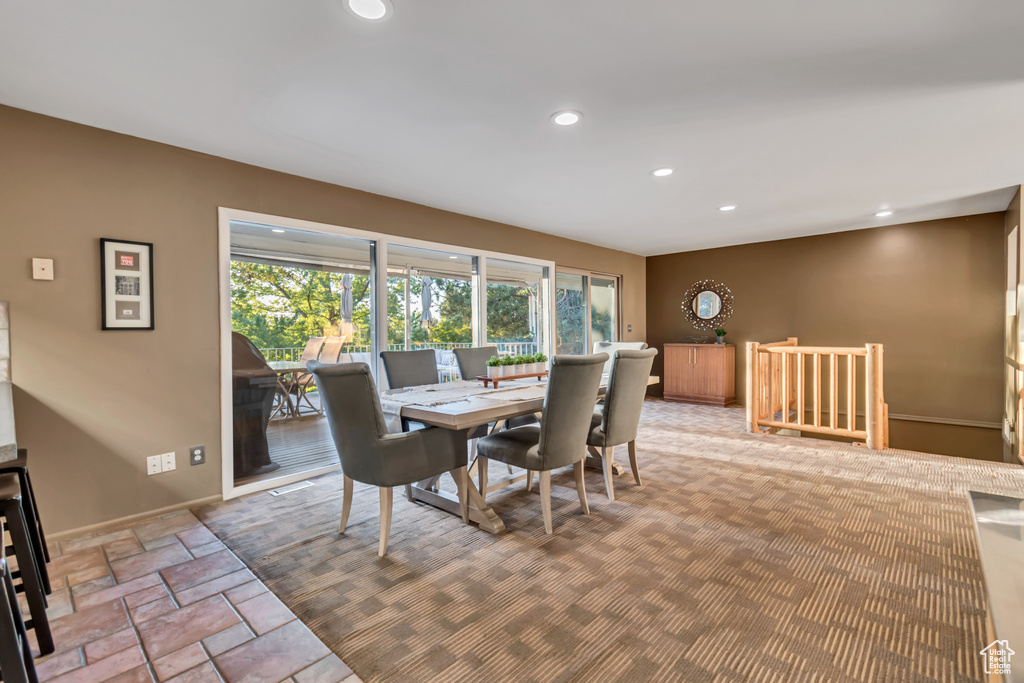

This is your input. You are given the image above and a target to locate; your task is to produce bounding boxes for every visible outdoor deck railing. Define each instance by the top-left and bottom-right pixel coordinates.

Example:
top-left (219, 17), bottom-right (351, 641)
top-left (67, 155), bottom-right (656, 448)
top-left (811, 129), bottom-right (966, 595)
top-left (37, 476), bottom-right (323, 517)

top-left (259, 341), bottom-right (540, 363)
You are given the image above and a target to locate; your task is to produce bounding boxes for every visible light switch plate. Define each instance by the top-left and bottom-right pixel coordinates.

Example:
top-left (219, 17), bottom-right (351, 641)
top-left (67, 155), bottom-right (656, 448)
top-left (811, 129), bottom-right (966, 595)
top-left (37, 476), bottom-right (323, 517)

top-left (161, 452), bottom-right (176, 472)
top-left (32, 258), bottom-right (54, 280)
top-left (189, 445), bottom-right (206, 466)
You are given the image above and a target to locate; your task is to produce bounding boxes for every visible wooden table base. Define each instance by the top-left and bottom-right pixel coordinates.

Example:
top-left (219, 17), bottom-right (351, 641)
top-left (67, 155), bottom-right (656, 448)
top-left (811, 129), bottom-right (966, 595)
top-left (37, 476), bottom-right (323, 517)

top-left (408, 471), bottom-right (506, 534)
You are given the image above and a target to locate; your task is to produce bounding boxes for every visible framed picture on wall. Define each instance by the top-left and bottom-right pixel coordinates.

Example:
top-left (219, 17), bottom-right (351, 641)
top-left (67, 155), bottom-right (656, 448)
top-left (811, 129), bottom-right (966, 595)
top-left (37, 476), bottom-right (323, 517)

top-left (100, 238), bottom-right (154, 330)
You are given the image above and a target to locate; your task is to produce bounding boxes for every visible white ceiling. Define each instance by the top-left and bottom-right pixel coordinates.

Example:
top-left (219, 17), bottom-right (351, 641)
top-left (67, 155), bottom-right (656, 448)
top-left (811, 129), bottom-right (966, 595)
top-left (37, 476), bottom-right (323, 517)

top-left (2, 1), bottom-right (1024, 256)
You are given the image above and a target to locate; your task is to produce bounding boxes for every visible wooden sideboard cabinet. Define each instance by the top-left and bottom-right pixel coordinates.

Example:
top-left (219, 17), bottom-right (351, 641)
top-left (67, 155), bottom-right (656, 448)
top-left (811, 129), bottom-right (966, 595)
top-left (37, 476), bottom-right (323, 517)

top-left (664, 343), bottom-right (735, 406)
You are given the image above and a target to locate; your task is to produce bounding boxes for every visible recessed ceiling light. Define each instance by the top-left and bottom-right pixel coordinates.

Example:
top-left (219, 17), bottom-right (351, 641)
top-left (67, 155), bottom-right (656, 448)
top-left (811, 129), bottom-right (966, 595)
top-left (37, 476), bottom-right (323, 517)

top-left (551, 111), bottom-right (582, 126)
top-left (719, 205), bottom-right (737, 211)
top-left (448, 255), bottom-right (458, 259)
top-left (271, 229), bottom-right (286, 233)
top-left (345, 0), bottom-right (392, 21)
top-left (651, 167), bottom-right (674, 177)
top-left (875, 210), bottom-right (894, 217)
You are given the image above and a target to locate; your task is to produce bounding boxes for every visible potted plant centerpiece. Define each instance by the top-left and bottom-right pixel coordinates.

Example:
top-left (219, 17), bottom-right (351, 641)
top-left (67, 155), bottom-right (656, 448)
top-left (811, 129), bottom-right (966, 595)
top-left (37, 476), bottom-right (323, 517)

top-left (531, 352), bottom-right (548, 374)
top-left (715, 328), bottom-right (727, 344)
top-left (500, 355), bottom-right (517, 377)
top-left (486, 355), bottom-right (502, 379)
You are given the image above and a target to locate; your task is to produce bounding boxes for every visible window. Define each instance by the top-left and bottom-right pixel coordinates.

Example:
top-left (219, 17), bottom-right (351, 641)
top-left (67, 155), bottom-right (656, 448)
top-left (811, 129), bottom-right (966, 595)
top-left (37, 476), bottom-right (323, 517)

top-left (555, 272), bottom-right (586, 355)
top-left (228, 220), bottom-right (376, 488)
top-left (555, 270), bottom-right (620, 354)
top-left (220, 208), bottom-right (560, 498)
top-left (590, 275), bottom-right (617, 345)
top-left (486, 258), bottom-right (550, 357)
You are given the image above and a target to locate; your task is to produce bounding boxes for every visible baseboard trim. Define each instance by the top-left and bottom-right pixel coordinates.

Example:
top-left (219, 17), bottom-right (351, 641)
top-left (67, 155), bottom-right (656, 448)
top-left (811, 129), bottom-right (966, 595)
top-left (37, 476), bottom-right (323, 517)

top-left (49, 494), bottom-right (223, 541)
top-left (888, 414), bottom-right (1001, 430)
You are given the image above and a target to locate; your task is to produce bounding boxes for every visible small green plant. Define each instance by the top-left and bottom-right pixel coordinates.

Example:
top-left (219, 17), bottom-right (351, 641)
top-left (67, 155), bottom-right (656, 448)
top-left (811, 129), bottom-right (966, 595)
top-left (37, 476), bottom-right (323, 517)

top-left (500, 356), bottom-right (517, 366)
top-left (714, 328), bottom-right (727, 336)
top-left (534, 352), bottom-right (548, 362)
top-left (486, 356), bottom-right (501, 367)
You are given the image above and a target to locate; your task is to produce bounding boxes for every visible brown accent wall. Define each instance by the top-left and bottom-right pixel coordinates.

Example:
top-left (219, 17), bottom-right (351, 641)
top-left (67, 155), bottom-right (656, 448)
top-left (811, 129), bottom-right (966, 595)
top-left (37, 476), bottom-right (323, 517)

top-left (0, 105), bottom-right (646, 532)
top-left (646, 214), bottom-right (1005, 461)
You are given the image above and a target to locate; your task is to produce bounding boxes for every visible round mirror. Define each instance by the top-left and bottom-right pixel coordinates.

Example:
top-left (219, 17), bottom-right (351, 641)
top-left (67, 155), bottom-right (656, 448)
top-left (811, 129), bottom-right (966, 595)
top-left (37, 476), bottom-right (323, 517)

top-left (691, 290), bottom-right (722, 319)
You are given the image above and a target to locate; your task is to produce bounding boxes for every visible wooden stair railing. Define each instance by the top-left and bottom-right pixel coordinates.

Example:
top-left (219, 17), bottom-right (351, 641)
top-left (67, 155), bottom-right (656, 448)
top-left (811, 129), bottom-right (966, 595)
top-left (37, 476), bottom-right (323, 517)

top-left (746, 338), bottom-right (889, 449)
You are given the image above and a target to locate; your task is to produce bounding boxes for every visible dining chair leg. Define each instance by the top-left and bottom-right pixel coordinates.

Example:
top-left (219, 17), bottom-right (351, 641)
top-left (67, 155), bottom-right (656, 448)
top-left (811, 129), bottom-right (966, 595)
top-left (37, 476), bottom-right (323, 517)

top-left (525, 470), bottom-right (534, 492)
top-left (602, 446), bottom-right (615, 501)
top-left (452, 467), bottom-right (468, 523)
top-left (539, 471), bottom-right (553, 535)
top-left (573, 460), bottom-right (590, 515)
top-left (628, 440), bottom-right (642, 486)
top-left (339, 476), bottom-right (353, 533)
top-left (378, 486), bottom-right (393, 558)
top-left (478, 457), bottom-right (488, 504)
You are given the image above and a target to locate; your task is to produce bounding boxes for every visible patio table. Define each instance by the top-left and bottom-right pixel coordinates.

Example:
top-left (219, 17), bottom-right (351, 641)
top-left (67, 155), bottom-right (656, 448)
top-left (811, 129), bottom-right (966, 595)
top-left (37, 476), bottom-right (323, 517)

top-left (267, 360), bottom-right (313, 419)
top-left (380, 375), bottom-right (659, 533)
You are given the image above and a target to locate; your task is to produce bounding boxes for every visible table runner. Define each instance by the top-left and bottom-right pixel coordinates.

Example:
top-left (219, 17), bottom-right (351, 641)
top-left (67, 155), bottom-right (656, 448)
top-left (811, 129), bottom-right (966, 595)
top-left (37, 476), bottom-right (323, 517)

top-left (379, 378), bottom-right (548, 432)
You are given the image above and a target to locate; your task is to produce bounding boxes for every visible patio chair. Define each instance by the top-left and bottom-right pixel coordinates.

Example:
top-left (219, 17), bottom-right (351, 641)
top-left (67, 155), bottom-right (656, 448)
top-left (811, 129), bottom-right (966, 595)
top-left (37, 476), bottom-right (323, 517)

top-left (476, 353), bottom-right (607, 534)
top-left (319, 336), bottom-right (346, 364)
top-left (453, 346), bottom-right (498, 381)
top-left (587, 348), bottom-right (657, 500)
top-left (309, 361), bottom-right (469, 557)
top-left (284, 337), bottom-right (326, 416)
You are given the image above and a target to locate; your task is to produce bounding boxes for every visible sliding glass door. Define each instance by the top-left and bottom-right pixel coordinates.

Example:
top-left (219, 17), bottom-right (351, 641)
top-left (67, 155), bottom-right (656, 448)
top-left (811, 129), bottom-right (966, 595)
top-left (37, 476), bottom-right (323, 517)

top-left (228, 220), bottom-right (375, 488)
top-left (555, 272), bottom-right (587, 355)
top-left (220, 208), bottom-right (559, 497)
top-left (555, 270), bottom-right (620, 355)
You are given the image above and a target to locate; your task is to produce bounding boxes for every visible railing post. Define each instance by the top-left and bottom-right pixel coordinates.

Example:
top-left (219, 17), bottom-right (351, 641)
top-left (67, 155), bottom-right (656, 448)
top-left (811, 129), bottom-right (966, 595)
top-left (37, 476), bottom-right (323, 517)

top-left (865, 343), bottom-right (884, 450)
top-left (746, 342), bottom-right (759, 433)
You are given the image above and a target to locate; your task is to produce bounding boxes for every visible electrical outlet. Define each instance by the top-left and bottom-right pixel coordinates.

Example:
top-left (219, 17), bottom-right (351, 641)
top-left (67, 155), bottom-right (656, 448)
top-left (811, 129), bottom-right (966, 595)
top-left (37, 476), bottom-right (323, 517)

top-left (146, 455), bottom-right (162, 475)
top-left (189, 445), bottom-right (206, 466)
top-left (161, 452), bottom-right (176, 472)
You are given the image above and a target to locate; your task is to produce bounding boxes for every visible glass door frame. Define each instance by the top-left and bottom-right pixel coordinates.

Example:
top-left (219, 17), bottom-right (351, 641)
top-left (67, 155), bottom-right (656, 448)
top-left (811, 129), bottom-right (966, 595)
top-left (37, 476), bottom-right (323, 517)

top-left (218, 207), bottom-right (555, 499)
top-left (555, 267), bottom-right (622, 355)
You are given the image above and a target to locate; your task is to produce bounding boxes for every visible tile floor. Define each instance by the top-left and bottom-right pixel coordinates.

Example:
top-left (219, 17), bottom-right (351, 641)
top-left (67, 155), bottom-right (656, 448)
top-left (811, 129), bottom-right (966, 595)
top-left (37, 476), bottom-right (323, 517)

top-left (34, 509), bottom-right (360, 683)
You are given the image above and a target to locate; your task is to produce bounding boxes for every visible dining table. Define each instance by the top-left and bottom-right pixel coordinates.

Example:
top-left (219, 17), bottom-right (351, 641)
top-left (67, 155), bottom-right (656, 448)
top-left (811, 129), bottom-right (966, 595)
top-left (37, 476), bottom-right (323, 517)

top-left (379, 374), bottom-right (660, 534)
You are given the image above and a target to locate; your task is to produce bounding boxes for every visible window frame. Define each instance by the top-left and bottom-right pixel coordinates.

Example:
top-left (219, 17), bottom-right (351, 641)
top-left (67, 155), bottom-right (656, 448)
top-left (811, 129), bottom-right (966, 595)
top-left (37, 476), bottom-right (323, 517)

top-left (218, 207), bottom-right (557, 499)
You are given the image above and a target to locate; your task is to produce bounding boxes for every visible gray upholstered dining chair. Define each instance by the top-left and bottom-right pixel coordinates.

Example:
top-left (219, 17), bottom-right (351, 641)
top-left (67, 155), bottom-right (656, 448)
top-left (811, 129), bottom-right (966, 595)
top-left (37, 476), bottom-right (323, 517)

top-left (308, 361), bottom-right (470, 557)
top-left (380, 349), bottom-right (439, 389)
top-left (475, 353), bottom-right (607, 534)
top-left (587, 348), bottom-right (657, 500)
top-left (453, 346), bottom-right (498, 381)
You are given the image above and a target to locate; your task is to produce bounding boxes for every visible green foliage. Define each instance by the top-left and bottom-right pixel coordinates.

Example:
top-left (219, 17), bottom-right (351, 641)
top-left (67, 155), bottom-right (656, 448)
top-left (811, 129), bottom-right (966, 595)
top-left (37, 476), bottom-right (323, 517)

top-left (715, 328), bottom-right (727, 336)
top-left (232, 260), bottom-right (543, 353)
top-left (486, 284), bottom-right (533, 342)
top-left (533, 352), bottom-right (548, 362)
top-left (230, 262), bottom-right (371, 349)
top-left (500, 356), bottom-right (517, 366)
top-left (486, 355), bottom-right (501, 367)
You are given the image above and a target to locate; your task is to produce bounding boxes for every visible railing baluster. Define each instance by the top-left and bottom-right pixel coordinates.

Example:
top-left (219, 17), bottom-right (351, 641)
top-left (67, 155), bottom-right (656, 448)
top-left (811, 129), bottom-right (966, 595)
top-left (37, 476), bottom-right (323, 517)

top-left (796, 352), bottom-right (804, 426)
top-left (781, 352), bottom-right (789, 424)
top-left (829, 353), bottom-right (837, 430)
top-left (813, 353), bottom-right (821, 427)
top-left (847, 354), bottom-right (855, 432)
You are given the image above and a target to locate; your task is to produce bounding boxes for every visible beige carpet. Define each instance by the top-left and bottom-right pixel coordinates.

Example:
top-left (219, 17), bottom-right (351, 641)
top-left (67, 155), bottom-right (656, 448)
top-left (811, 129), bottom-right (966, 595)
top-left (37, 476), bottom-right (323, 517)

top-left (196, 401), bottom-right (1024, 682)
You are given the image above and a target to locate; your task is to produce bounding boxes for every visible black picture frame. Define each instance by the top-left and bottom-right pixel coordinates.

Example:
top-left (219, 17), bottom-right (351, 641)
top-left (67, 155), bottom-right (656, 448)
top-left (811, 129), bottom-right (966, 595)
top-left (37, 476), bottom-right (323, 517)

top-left (100, 238), bottom-right (155, 330)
